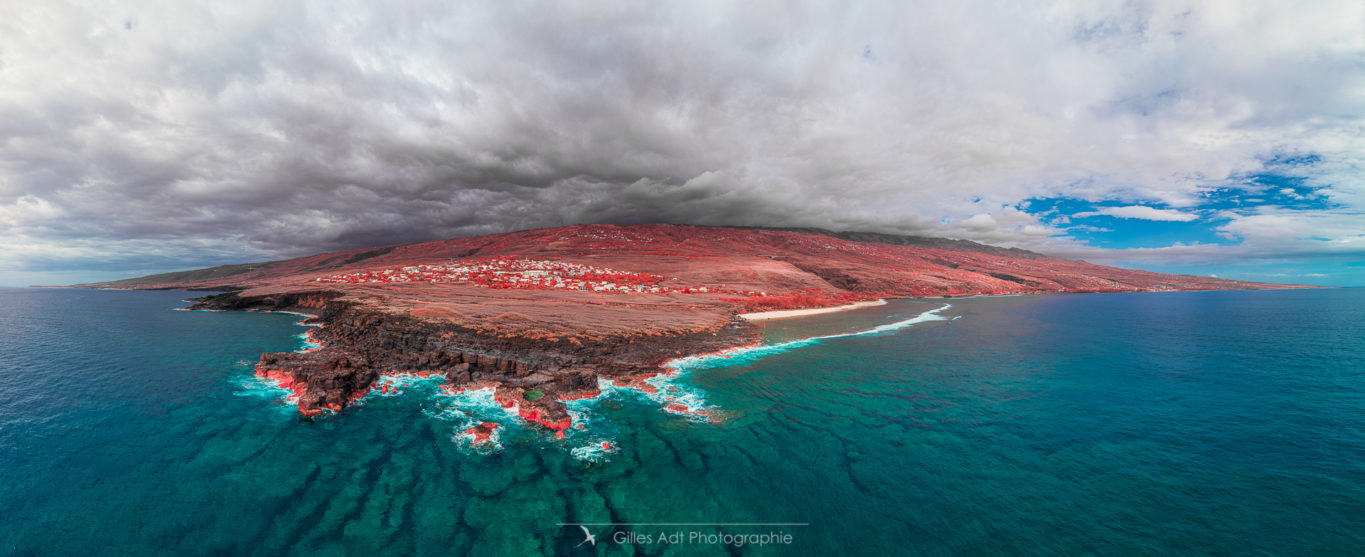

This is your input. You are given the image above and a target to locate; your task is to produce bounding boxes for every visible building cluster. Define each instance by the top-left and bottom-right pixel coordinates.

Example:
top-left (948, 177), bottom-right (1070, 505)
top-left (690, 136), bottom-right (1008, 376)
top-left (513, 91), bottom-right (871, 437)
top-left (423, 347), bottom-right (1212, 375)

top-left (316, 257), bottom-right (717, 294)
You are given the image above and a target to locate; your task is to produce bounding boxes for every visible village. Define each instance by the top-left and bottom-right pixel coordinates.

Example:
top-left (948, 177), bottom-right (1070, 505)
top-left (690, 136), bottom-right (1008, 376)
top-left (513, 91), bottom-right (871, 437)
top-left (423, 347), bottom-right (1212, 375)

top-left (315, 256), bottom-right (725, 295)
top-left (313, 254), bottom-right (905, 312)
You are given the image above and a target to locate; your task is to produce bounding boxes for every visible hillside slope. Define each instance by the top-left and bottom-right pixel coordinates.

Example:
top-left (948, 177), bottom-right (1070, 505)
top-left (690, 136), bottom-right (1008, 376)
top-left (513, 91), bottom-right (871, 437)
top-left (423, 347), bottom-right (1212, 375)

top-left (84, 223), bottom-right (1283, 301)
top-left (81, 224), bottom-right (1302, 424)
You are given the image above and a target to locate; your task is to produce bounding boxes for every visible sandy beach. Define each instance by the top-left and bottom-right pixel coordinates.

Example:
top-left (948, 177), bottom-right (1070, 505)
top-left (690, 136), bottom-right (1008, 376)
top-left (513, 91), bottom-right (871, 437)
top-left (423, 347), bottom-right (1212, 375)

top-left (738, 299), bottom-right (887, 321)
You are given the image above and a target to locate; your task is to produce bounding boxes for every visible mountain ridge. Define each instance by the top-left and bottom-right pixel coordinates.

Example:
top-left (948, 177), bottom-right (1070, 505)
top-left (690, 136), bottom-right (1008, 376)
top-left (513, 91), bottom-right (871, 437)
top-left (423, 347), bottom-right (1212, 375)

top-left (75, 224), bottom-right (1048, 288)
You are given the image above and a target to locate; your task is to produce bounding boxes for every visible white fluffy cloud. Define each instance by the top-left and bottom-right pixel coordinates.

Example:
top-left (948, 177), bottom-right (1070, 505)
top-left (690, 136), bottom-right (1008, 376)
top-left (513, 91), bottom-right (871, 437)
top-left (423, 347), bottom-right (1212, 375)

top-left (0, 0), bottom-right (1363, 284)
top-left (1073, 206), bottom-right (1199, 221)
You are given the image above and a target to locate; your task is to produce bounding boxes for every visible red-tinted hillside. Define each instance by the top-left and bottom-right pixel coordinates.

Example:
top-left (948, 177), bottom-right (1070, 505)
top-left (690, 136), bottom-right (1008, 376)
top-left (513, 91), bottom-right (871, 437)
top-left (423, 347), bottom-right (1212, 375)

top-left (88, 224), bottom-right (1302, 420)
top-left (89, 223), bottom-right (1295, 320)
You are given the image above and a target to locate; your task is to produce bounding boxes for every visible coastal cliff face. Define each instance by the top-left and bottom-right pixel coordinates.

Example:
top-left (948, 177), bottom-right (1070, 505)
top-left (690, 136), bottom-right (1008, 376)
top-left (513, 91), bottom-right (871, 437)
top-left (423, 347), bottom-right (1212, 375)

top-left (92, 224), bottom-right (1306, 428)
top-left (191, 290), bottom-right (752, 431)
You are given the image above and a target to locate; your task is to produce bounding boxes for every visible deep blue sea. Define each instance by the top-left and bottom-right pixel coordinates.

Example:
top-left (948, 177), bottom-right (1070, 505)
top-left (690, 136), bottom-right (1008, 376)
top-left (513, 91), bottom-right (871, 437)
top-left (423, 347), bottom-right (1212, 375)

top-left (1, 287), bottom-right (1363, 556)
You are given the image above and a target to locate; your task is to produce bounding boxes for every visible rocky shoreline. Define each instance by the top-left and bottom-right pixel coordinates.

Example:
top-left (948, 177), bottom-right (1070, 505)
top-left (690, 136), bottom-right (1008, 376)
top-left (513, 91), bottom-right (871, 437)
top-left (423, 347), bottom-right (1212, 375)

top-left (190, 290), bottom-right (756, 433)
top-left (108, 223), bottom-right (1307, 434)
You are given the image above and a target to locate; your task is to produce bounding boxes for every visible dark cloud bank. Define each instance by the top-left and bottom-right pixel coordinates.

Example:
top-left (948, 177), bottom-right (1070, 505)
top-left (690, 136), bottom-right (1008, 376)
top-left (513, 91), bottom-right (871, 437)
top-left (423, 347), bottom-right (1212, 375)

top-left (1, 1), bottom-right (1362, 284)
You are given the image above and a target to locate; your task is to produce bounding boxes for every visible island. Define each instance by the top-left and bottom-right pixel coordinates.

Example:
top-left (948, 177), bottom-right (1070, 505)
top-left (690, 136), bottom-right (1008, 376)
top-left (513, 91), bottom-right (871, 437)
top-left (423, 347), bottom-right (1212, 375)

top-left (78, 224), bottom-right (1300, 433)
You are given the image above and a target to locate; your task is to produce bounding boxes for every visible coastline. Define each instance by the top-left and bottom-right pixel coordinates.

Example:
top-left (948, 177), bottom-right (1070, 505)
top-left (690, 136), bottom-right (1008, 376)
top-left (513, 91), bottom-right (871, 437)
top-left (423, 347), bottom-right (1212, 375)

top-left (187, 289), bottom-right (753, 428)
top-left (145, 263), bottom-right (1312, 427)
top-left (738, 299), bottom-right (888, 321)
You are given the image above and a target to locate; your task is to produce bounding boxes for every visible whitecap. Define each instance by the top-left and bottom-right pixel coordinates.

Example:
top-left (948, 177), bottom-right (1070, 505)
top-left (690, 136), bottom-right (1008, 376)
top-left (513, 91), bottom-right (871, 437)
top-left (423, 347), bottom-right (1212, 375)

top-left (230, 374), bottom-right (301, 415)
top-left (570, 441), bottom-right (615, 462)
top-left (665, 303), bottom-right (952, 372)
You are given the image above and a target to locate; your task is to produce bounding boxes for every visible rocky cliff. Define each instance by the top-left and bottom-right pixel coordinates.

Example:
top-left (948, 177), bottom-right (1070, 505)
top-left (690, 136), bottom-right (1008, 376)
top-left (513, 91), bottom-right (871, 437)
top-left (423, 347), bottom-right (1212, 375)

top-left (191, 289), bottom-right (752, 431)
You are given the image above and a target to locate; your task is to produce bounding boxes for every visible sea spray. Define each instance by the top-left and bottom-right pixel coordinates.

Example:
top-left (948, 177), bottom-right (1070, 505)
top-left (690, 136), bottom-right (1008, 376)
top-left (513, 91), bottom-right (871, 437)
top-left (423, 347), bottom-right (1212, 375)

top-left (369, 371), bottom-right (445, 397)
top-left (428, 387), bottom-right (511, 454)
top-left (665, 303), bottom-right (953, 372)
top-left (563, 395), bottom-right (620, 462)
top-left (230, 374), bottom-right (308, 419)
top-left (557, 305), bottom-right (959, 457)
top-left (234, 302), bottom-right (954, 455)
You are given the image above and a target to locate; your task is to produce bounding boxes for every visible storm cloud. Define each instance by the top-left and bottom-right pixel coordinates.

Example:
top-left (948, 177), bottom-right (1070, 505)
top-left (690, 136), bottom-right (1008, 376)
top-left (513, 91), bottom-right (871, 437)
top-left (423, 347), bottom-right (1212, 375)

top-left (1, 1), bottom-right (1363, 284)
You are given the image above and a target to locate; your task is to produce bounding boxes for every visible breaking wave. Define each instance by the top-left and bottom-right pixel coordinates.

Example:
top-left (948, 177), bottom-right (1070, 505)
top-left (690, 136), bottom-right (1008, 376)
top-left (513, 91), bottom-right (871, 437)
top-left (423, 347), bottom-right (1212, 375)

top-left (666, 303), bottom-right (953, 372)
top-left (234, 303), bottom-right (954, 458)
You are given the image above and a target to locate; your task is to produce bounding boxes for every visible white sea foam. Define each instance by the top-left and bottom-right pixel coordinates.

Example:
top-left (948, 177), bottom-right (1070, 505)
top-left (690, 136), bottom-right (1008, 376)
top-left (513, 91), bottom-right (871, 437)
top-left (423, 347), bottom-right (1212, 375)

top-left (230, 374), bottom-right (288, 399)
top-left (430, 387), bottom-right (510, 454)
top-left (570, 442), bottom-right (615, 462)
top-left (425, 384), bottom-right (526, 455)
top-left (237, 303), bottom-right (955, 458)
top-left (451, 428), bottom-right (504, 454)
top-left (666, 303), bottom-right (953, 372)
top-left (261, 310), bottom-right (320, 320)
top-left (585, 304), bottom-right (958, 428)
top-left (369, 372), bottom-right (445, 396)
top-left (294, 331), bottom-right (323, 353)
top-left (453, 425), bottom-right (504, 454)
top-left (430, 386), bottom-right (501, 413)
top-left (563, 399), bottom-right (619, 461)
top-left (230, 374), bottom-right (302, 416)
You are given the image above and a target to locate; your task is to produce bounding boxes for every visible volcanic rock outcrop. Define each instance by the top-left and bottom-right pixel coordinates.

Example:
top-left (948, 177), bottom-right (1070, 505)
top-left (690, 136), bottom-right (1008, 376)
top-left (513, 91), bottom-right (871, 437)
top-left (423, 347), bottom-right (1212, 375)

top-left (193, 289), bottom-right (749, 426)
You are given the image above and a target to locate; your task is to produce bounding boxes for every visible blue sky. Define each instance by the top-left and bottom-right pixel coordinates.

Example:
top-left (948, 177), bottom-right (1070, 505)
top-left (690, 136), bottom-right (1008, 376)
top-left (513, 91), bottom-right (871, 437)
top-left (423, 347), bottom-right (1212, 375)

top-left (1, 1), bottom-right (1362, 287)
top-left (1005, 155), bottom-right (1362, 286)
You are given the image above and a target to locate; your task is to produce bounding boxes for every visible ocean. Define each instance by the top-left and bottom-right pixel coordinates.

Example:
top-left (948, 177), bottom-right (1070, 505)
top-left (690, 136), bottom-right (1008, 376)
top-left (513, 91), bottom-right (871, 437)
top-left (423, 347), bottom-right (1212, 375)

top-left (1, 287), bottom-right (1362, 555)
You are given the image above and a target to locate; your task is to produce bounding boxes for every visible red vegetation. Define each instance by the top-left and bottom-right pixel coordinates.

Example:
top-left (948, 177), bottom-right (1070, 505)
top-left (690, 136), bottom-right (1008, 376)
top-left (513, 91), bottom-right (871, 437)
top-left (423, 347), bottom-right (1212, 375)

top-left (133, 224), bottom-right (1298, 320)
top-left (316, 257), bottom-right (677, 294)
top-left (463, 422), bottom-right (499, 444)
top-left (256, 367), bottom-right (303, 398)
top-left (491, 388), bottom-right (577, 437)
top-left (664, 403), bottom-right (713, 419)
top-left (254, 365), bottom-right (365, 416)
top-left (141, 224), bottom-right (1306, 422)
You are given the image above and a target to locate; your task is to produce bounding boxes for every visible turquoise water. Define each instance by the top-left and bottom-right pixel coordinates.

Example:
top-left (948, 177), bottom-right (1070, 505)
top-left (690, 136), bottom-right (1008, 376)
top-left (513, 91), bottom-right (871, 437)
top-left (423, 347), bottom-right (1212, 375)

top-left (1, 287), bottom-right (1363, 555)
